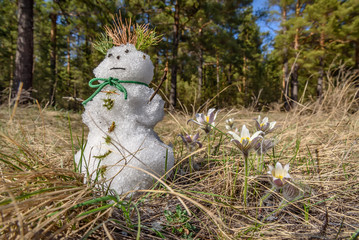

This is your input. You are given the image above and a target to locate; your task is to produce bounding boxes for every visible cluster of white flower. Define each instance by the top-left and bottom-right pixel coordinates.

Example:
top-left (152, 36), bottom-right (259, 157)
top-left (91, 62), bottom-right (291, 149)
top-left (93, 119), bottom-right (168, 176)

top-left (184, 108), bottom-right (292, 189)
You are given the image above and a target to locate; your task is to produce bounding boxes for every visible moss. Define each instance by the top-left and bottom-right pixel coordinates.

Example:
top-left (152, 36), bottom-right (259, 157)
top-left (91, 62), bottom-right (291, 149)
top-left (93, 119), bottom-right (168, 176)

top-left (103, 98), bottom-right (114, 110)
top-left (108, 122), bottom-right (116, 132)
top-left (104, 136), bottom-right (112, 144)
top-left (94, 150), bottom-right (112, 160)
top-left (99, 165), bottom-right (108, 178)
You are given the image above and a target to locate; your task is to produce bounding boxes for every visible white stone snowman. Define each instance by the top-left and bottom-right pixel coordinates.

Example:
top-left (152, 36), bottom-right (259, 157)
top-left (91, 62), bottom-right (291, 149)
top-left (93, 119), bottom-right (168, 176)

top-left (75, 43), bottom-right (174, 196)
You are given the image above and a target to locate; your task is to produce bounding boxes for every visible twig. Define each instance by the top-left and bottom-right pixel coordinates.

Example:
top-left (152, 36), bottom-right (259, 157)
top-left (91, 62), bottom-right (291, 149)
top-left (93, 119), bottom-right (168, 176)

top-left (319, 208), bottom-right (328, 236)
top-left (334, 216), bottom-right (344, 239)
top-left (148, 64), bottom-right (168, 103)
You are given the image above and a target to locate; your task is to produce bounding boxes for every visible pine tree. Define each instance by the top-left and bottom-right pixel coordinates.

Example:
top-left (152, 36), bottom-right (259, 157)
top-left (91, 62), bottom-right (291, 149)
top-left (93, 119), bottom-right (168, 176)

top-left (12, 0), bottom-right (34, 101)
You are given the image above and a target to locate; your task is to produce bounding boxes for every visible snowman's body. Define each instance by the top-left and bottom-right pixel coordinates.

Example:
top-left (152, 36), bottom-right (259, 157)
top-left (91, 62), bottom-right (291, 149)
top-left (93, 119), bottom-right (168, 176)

top-left (75, 44), bottom-right (174, 195)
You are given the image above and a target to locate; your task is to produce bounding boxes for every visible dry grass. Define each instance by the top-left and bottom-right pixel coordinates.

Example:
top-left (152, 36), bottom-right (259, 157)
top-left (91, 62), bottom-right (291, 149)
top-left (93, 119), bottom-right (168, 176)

top-left (0, 68), bottom-right (358, 239)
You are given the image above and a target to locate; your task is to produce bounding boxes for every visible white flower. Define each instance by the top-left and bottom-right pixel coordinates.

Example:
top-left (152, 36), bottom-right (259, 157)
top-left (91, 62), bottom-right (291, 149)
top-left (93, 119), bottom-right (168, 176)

top-left (188, 108), bottom-right (219, 133)
top-left (225, 118), bottom-right (237, 132)
top-left (228, 125), bottom-right (262, 156)
top-left (179, 133), bottom-right (202, 150)
top-left (255, 116), bottom-right (276, 134)
top-left (267, 162), bottom-right (291, 187)
top-left (253, 139), bottom-right (275, 155)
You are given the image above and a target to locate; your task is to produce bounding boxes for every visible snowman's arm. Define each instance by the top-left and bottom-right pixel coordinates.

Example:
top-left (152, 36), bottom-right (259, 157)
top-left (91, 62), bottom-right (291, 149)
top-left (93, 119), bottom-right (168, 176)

top-left (129, 86), bottom-right (164, 127)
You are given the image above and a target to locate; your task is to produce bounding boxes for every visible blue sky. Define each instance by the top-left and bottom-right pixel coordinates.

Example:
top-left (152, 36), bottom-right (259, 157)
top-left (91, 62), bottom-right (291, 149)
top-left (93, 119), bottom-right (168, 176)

top-left (252, 0), bottom-right (280, 50)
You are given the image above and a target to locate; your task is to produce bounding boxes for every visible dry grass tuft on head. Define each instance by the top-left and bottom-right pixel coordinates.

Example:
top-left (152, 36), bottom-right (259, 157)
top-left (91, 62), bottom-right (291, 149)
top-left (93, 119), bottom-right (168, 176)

top-left (104, 14), bottom-right (137, 47)
top-left (1, 66), bottom-right (359, 239)
top-left (102, 13), bottom-right (162, 51)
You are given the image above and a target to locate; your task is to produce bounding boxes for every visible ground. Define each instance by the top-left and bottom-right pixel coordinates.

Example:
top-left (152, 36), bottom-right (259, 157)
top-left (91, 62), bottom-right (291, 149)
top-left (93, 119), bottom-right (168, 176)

top-left (0, 85), bottom-right (358, 239)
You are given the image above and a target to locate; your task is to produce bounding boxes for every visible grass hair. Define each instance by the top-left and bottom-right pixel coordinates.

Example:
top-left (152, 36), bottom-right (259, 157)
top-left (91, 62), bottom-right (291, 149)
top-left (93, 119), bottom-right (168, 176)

top-left (94, 12), bottom-right (162, 54)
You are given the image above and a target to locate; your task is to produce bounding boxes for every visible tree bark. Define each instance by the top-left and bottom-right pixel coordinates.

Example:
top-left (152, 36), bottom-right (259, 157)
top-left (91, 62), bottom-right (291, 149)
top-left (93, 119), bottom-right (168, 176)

top-left (216, 51), bottom-right (220, 96)
top-left (170, 0), bottom-right (180, 109)
top-left (281, 5), bottom-right (290, 111)
top-left (290, 0), bottom-right (301, 108)
top-left (242, 55), bottom-right (247, 93)
top-left (197, 47), bottom-right (203, 101)
top-left (317, 29), bottom-right (325, 102)
top-left (67, 35), bottom-right (71, 86)
top-left (49, 13), bottom-right (57, 106)
top-left (12, 0), bottom-right (34, 100)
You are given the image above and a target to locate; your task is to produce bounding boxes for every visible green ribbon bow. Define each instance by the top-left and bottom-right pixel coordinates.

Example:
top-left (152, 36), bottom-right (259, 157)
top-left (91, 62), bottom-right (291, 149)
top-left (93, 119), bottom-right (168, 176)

top-left (82, 77), bottom-right (149, 105)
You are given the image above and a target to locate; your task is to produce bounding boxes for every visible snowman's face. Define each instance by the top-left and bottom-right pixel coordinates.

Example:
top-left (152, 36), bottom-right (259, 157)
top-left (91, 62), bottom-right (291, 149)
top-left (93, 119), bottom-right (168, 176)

top-left (93, 44), bottom-right (154, 85)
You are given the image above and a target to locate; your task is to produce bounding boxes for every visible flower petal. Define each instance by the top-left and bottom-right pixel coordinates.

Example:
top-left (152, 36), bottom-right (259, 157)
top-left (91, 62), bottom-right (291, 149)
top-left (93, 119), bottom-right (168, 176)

top-left (196, 113), bottom-right (205, 124)
top-left (251, 130), bottom-right (263, 141)
top-left (193, 132), bottom-right (200, 141)
top-left (187, 119), bottom-right (202, 126)
top-left (207, 108), bottom-right (216, 116)
top-left (263, 117), bottom-right (268, 124)
top-left (228, 131), bottom-right (241, 142)
top-left (179, 134), bottom-right (187, 143)
top-left (275, 162), bottom-right (283, 170)
top-left (273, 178), bottom-right (284, 187)
top-left (231, 139), bottom-right (243, 150)
top-left (241, 125), bottom-right (250, 139)
top-left (255, 120), bottom-right (261, 131)
top-left (249, 136), bottom-right (261, 148)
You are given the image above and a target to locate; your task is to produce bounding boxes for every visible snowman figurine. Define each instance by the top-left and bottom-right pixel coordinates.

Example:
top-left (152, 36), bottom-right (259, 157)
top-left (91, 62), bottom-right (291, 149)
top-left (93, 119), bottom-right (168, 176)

top-left (75, 20), bottom-right (174, 196)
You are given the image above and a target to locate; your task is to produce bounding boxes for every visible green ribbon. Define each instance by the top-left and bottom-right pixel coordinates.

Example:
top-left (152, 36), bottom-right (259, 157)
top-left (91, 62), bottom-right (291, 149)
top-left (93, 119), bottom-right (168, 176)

top-left (82, 77), bottom-right (149, 105)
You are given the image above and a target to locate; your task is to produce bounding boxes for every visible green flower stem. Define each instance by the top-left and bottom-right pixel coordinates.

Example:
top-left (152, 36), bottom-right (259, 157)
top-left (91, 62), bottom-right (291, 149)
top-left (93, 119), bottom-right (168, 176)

top-left (207, 135), bottom-right (211, 166)
top-left (244, 155), bottom-right (249, 208)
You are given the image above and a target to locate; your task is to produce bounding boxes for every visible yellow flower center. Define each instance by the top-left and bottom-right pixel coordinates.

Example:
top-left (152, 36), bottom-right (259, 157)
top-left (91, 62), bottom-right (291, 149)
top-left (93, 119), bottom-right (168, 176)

top-left (206, 116), bottom-right (210, 123)
top-left (276, 174), bottom-right (284, 180)
top-left (260, 123), bottom-right (265, 127)
top-left (240, 137), bottom-right (250, 144)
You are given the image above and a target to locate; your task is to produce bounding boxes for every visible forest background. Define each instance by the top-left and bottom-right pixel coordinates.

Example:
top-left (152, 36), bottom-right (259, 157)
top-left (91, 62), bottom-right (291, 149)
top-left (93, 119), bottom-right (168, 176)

top-left (1, 0), bottom-right (359, 111)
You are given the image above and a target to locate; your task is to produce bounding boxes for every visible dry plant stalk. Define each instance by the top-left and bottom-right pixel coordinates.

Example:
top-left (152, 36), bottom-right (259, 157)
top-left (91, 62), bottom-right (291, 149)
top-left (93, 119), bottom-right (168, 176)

top-left (102, 12), bottom-right (161, 51)
top-left (1, 65), bottom-right (358, 239)
top-left (104, 14), bottom-right (137, 47)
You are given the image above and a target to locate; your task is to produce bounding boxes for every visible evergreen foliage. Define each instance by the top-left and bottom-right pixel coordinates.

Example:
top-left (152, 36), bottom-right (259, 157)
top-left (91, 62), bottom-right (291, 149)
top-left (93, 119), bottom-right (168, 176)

top-left (0, 0), bottom-right (358, 110)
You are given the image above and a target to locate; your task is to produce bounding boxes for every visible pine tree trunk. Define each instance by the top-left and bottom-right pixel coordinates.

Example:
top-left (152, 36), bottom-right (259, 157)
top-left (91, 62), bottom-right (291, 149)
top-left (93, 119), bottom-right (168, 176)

top-left (227, 64), bottom-right (232, 85)
top-left (317, 30), bottom-right (325, 102)
top-left (281, 5), bottom-right (290, 111)
top-left (12, 0), bottom-right (34, 100)
top-left (197, 47), bottom-right (203, 101)
top-left (67, 36), bottom-right (71, 86)
top-left (170, 0), bottom-right (180, 109)
top-left (216, 51), bottom-right (220, 96)
top-left (290, 1), bottom-right (301, 108)
top-left (49, 13), bottom-right (57, 106)
top-left (242, 55), bottom-right (247, 93)
top-left (317, 57), bottom-right (324, 101)
top-left (291, 63), bottom-right (299, 104)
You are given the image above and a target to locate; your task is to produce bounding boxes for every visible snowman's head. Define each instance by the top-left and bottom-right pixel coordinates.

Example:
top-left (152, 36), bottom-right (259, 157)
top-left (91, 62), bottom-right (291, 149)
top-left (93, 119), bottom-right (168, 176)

top-left (93, 44), bottom-right (154, 85)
